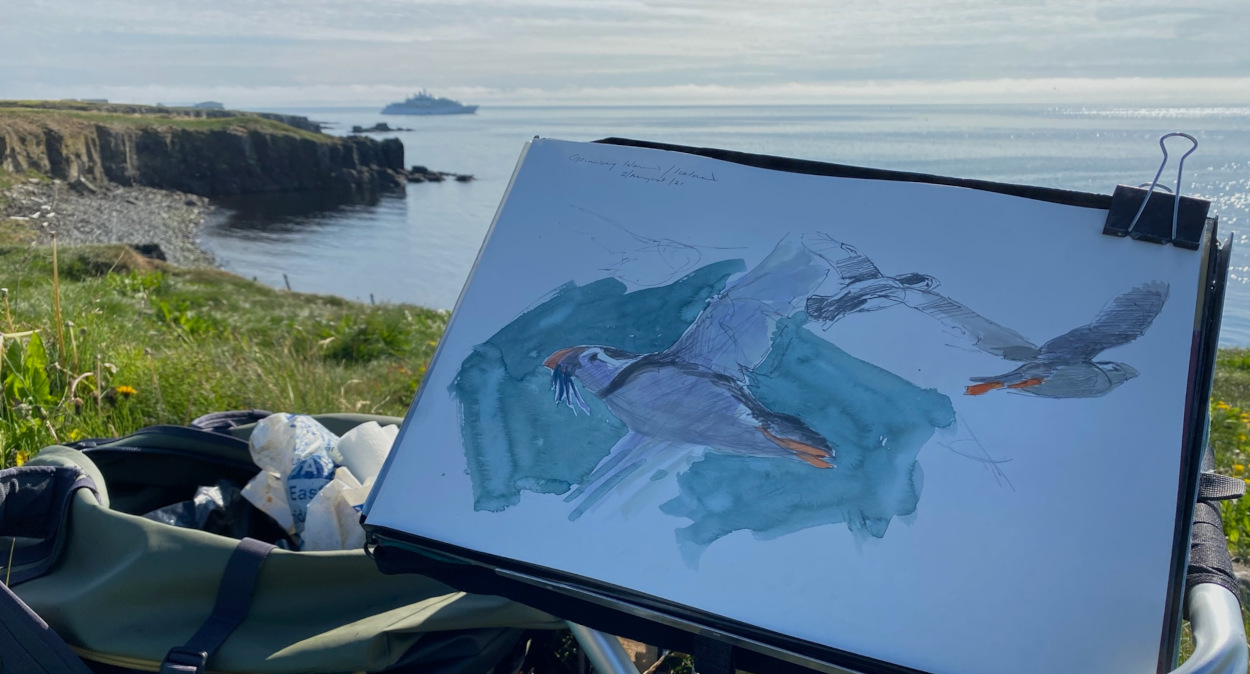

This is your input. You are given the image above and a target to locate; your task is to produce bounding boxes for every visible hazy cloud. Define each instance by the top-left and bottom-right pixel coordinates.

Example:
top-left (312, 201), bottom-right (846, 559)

top-left (1, 0), bottom-right (1247, 105)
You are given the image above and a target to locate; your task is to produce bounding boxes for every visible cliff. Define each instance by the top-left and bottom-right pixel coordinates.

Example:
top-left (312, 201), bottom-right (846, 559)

top-left (0, 104), bottom-right (407, 197)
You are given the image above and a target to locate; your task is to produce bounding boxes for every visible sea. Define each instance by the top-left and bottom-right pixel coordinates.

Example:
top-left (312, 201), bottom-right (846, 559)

top-left (199, 105), bottom-right (1250, 346)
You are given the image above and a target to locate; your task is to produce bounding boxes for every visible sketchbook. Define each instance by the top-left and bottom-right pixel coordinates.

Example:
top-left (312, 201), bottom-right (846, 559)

top-left (363, 137), bottom-right (1226, 674)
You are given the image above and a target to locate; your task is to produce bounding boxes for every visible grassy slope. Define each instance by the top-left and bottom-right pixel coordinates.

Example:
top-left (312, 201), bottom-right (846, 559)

top-left (0, 243), bottom-right (444, 463)
top-left (0, 105), bottom-right (330, 143)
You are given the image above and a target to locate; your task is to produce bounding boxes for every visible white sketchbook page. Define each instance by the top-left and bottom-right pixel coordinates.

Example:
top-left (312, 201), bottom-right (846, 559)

top-left (365, 140), bottom-right (534, 513)
top-left (368, 138), bottom-right (1204, 674)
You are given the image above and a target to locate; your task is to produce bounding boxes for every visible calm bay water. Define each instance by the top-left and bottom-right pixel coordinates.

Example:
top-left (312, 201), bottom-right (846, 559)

top-left (199, 104), bottom-right (1250, 345)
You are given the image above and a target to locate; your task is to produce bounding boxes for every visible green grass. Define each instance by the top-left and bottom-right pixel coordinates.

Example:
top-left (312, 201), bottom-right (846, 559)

top-left (0, 106), bottom-right (329, 143)
top-left (0, 243), bottom-right (444, 463)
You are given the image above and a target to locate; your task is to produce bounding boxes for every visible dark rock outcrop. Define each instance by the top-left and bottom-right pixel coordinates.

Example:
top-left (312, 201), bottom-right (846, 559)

top-left (351, 122), bottom-right (412, 133)
top-left (408, 164), bottom-right (473, 183)
top-left (130, 243), bottom-right (168, 261)
top-left (0, 115), bottom-right (408, 197)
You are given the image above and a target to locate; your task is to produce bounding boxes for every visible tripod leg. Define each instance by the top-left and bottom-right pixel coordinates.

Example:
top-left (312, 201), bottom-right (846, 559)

top-left (567, 622), bottom-right (640, 674)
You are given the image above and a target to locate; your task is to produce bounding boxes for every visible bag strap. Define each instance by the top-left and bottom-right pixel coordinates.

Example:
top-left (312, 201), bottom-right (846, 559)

top-left (160, 537), bottom-right (276, 674)
top-left (1198, 472), bottom-right (1246, 501)
top-left (189, 409), bottom-right (273, 434)
top-left (0, 581), bottom-right (94, 673)
top-left (1185, 445), bottom-right (1244, 612)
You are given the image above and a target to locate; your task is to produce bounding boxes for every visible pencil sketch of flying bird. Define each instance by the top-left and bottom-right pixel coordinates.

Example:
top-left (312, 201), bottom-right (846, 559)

top-left (801, 234), bottom-right (1169, 399)
top-left (543, 239), bottom-right (837, 520)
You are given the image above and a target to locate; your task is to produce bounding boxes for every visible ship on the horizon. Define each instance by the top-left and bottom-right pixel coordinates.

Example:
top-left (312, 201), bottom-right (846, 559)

top-left (381, 90), bottom-right (478, 115)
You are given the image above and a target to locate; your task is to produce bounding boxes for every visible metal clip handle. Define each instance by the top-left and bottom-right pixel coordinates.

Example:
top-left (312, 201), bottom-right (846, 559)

top-left (1127, 132), bottom-right (1199, 243)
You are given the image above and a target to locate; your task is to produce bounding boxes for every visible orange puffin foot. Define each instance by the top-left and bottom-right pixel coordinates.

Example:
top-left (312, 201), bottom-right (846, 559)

top-left (758, 427), bottom-right (835, 469)
top-left (1007, 378), bottom-right (1045, 389)
top-left (796, 454), bottom-right (835, 469)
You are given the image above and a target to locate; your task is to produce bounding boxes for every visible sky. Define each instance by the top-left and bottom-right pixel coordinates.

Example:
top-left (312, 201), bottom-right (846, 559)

top-left (1, 0), bottom-right (1248, 107)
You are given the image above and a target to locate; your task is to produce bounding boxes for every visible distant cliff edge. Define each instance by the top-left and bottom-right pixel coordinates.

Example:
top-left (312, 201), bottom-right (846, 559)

top-left (0, 102), bottom-right (407, 197)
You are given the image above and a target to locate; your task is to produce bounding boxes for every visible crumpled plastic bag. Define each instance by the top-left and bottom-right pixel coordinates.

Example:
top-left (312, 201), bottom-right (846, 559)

top-left (242, 414), bottom-right (339, 540)
top-left (240, 414), bottom-right (400, 550)
top-left (336, 421), bottom-right (398, 484)
top-left (301, 467), bottom-right (376, 551)
top-left (240, 470), bottom-right (294, 534)
top-left (143, 480), bottom-right (250, 539)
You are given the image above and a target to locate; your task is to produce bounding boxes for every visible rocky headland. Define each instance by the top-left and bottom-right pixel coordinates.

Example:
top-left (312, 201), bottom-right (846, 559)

top-left (0, 102), bottom-right (410, 197)
top-left (0, 101), bottom-right (466, 265)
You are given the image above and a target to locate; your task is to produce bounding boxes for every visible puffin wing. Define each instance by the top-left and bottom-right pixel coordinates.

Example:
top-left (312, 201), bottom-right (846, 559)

top-left (663, 238), bottom-right (828, 378)
top-left (802, 233), bottom-right (883, 284)
top-left (1038, 282), bottom-right (1169, 361)
top-left (901, 287), bottom-right (1040, 361)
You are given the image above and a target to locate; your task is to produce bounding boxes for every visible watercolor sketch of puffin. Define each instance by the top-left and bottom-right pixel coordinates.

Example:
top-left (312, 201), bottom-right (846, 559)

top-left (451, 229), bottom-right (1169, 541)
top-left (543, 238), bottom-right (837, 519)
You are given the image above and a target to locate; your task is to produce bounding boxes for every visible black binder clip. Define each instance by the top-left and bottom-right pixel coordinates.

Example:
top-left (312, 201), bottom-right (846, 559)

top-left (1103, 132), bottom-right (1210, 250)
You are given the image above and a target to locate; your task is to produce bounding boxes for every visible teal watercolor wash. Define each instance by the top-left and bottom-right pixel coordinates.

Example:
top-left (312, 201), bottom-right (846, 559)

top-left (451, 260), bottom-right (744, 511)
top-left (662, 314), bottom-right (956, 565)
top-left (452, 261), bottom-right (955, 562)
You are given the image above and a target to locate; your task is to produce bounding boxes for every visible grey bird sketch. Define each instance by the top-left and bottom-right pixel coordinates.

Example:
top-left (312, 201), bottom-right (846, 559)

top-left (543, 238), bottom-right (837, 519)
top-left (802, 235), bottom-right (1169, 398)
top-left (960, 282), bottom-right (1169, 398)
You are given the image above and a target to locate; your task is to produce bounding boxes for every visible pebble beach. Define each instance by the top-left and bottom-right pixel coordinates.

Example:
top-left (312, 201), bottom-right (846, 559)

top-left (0, 178), bottom-right (215, 267)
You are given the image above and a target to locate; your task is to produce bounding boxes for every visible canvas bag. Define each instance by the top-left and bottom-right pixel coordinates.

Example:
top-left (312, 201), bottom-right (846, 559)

top-left (3, 413), bottom-right (562, 674)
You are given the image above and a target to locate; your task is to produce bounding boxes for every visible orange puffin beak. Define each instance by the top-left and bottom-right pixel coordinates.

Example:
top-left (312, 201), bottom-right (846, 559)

top-left (965, 378), bottom-right (1046, 395)
top-left (544, 347), bottom-right (580, 370)
top-left (965, 381), bottom-right (1005, 396)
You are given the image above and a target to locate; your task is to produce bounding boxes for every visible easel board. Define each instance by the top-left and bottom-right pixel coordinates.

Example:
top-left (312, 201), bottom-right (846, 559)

top-left (364, 137), bottom-right (1224, 674)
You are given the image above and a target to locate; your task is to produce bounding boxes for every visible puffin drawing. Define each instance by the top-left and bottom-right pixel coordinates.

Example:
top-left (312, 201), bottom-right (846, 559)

top-left (960, 282), bottom-right (1169, 398)
top-left (543, 239), bottom-right (837, 519)
top-left (803, 236), bottom-right (1169, 398)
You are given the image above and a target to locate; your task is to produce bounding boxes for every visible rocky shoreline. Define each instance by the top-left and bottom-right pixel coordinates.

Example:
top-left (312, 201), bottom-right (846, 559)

top-left (0, 167), bottom-right (472, 269)
top-left (1, 177), bottom-right (215, 267)
top-left (0, 103), bottom-right (474, 268)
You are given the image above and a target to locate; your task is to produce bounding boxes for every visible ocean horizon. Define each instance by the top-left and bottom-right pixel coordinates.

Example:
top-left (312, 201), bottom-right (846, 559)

top-left (198, 103), bottom-right (1250, 346)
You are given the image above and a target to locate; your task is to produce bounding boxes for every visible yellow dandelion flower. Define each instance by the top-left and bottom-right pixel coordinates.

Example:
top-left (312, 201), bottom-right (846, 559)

top-left (14, 451), bottom-right (29, 467)
top-left (1240, 434), bottom-right (1247, 443)
top-left (1217, 401), bottom-right (1233, 410)
top-left (115, 385), bottom-right (138, 397)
